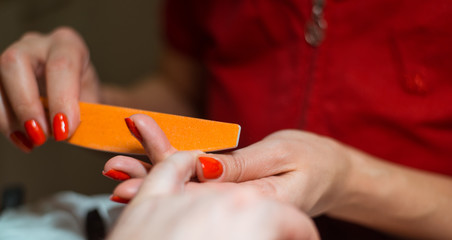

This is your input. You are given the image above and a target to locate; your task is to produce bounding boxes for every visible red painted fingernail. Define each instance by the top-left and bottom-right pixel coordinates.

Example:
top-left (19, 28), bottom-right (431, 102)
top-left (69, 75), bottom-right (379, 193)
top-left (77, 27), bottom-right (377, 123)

top-left (110, 195), bottom-right (130, 204)
top-left (53, 113), bottom-right (69, 141)
top-left (199, 156), bottom-right (223, 179)
top-left (125, 118), bottom-right (143, 142)
top-left (24, 119), bottom-right (46, 146)
top-left (10, 131), bottom-right (33, 153)
top-left (102, 169), bottom-right (131, 181)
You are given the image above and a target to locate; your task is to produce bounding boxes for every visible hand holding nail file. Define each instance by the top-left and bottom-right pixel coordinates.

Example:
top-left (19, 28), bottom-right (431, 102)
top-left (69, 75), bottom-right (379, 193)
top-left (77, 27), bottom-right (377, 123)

top-left (44, 100), bottom-right (241, 154)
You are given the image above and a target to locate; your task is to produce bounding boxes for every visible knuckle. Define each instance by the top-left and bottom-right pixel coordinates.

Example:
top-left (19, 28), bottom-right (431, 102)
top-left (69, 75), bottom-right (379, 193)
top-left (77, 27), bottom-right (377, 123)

top-left (52, 26), bottom-right (79, 40)
top-left (266, 129), bottom-right (295, 140)
top-left (264, 131), bottom-right (301, 155)
top-left (267, 138), bottom-right (291, 157)
top-left (51, 27), bottom-right (89, 64)
top-left (229, 152), bottom-right (247, 181)
top-left (20, 31), bottom-right (43, 41)
top-left (52, 27), bottom-right (87, 52)
top-left (1, 48), bottom-right (23, 66)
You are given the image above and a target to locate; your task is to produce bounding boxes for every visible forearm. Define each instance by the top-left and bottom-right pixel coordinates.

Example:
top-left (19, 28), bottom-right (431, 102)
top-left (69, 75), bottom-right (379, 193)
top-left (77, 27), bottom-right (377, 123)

top-left (329, 148), bottom-right (452, 239)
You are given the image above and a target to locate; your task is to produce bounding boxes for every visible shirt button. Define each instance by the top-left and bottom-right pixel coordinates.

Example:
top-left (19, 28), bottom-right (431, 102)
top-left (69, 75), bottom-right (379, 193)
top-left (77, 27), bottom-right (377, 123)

top-left (305, 21), bottom-right (325, 47)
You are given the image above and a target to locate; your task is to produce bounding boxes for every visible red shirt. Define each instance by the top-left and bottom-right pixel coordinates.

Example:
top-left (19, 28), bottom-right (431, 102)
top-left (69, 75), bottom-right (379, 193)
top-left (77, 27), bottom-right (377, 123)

top-left (164, 1), bottom-right (452, 238)
top-left (165, 0), bottom-right (452, 177)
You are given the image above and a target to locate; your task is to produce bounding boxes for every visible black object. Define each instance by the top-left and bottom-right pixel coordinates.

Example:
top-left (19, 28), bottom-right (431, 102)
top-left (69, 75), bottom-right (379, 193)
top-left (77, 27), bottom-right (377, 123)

top-left (314, 215), bottom-right (403, 240)
top-left (85, 208), bottom-right (106, 240)
top-left (0, 185), bottom-right (24, 212)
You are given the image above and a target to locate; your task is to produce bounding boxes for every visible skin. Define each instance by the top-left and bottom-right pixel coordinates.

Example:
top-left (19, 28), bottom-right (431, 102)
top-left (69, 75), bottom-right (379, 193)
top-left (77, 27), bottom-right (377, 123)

top-left (108, 115), bottom-right (452, 239)
top-left (0, 28), bottom-right (99, 139)
top-left (0, 27), bottom-right (200, 144)
top-left (107, 150), bottom-right (319, 240)
top-left (2, 27), bottom-right (452, 239)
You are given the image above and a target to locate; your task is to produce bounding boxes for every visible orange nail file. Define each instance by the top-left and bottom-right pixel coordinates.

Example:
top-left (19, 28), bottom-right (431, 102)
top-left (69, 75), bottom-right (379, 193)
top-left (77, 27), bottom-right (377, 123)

top-left (48, 101), bottom-right (241, 154)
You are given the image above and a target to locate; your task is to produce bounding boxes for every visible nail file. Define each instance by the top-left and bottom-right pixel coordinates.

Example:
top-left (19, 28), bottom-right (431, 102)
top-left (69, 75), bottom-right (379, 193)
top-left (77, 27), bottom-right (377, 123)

top-left (44, 100), bottom-right (241, 154)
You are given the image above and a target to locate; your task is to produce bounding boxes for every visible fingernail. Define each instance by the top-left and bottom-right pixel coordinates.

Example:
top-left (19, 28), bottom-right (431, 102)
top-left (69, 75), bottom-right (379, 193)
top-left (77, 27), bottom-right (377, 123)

top-left (10, 131), bottom-right (33, 153)
top-left (24, 119), bottom-right (46, 146)
top-left (102, 169), bottom-right (131, 181)
top-left (110, 195), bottom-right (130, 204)
top-left (199, 156), bottom-right (223, 179)
top-left (53, 113), bottom-right (69, 141)
top-left (125, 118), bottom-right (143, 142)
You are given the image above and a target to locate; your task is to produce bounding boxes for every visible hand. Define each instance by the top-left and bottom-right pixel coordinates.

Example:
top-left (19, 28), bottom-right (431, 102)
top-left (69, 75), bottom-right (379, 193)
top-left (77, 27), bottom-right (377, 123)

top-left (201, 129), bottom-right (354, 216)
top-left (0, 27), bottom-right (99, 152)
top-left (103, 114), bottom-right (353, 217)
top-left (107, 150), bottom-right (319, 240)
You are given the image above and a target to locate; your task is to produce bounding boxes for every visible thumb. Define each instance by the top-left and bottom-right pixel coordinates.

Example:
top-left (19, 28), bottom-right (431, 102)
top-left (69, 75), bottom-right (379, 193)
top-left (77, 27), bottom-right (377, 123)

top-left (196, 139), bottom-right (295, 182)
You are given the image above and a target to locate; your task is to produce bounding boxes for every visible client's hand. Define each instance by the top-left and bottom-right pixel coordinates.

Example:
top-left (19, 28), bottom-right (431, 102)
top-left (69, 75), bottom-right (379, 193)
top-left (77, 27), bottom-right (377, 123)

top-left (107, 149), bottom-right (319, 240)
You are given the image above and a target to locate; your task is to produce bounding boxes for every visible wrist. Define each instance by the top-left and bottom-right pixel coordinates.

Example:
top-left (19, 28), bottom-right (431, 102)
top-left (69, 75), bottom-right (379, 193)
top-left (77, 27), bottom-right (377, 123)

top-left (305, 138), bottom-right (360, 216)
top-left (326, 147), bottom-right (394, 219)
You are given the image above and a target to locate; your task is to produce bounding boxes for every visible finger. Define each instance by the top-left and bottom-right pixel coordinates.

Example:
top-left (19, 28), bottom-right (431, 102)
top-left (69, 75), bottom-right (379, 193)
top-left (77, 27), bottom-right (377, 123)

top-left (196, 139), bottom-right (296, 182)
top-left (111, 178), bottom-right (144, 203)
top-left (0, 76), bottom-right (11, 134)
top-left (0, 84), bottom-right (33, 152)
top-left (134, 151), bottom-right (202, 199)
top-left (125, 114), bottom-right (177, 164)
top-left (0, 33), bottom-right (49, 146)
top-left (109, 154), bottom-right (200, 202)
top-left (272, 203), bottom-right (320, 240)
top-left (103, 155), bottom-right (152, 180)
top-left (46, 27), bottom-right (90, 141)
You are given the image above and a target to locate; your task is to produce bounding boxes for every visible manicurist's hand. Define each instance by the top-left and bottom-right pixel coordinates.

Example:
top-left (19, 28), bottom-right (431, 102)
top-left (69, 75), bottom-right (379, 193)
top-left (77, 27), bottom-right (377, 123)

top-left (0, 27), bottom-right (99, 152)
top-left (194, 130), bottom-right (354, 216)
top-left (107, 149), bottom-right (319, 240)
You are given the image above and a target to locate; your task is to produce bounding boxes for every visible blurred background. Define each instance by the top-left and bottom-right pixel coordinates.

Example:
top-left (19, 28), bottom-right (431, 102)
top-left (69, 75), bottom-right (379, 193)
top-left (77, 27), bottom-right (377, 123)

top-left (0, 0), bottom-right (163, 203)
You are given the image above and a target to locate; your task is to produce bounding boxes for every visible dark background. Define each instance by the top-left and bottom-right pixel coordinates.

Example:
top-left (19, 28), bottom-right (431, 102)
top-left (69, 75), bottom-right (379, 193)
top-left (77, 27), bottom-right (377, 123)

top-left (0, 0), bottom-right (163, 203)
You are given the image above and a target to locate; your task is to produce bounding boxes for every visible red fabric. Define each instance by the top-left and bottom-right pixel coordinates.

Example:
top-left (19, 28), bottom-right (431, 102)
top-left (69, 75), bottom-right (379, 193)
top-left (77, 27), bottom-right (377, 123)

top-left (164, 0), bottom-right (452, 177)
